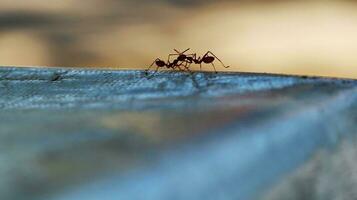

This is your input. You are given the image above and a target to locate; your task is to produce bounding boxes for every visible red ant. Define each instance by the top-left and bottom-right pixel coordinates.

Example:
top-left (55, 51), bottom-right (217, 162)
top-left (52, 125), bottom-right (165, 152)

top-left (170, 49), bottom-right (229, 73)
top-left (145, 49), bottom-right (192, 75)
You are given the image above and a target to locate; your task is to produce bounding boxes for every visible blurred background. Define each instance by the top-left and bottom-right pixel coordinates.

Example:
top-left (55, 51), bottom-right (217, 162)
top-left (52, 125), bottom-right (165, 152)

top-left (0, 0), bottom-right (357, 78)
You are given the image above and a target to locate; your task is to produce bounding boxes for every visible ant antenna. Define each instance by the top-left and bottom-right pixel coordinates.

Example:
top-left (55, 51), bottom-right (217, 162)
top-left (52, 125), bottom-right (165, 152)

top-left (174, 48), bottom-right (190, 54)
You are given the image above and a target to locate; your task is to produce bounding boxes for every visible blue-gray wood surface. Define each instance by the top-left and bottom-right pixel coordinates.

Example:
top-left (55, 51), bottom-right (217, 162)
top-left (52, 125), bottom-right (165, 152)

top-left (0, 67), bottom-right (356, 200)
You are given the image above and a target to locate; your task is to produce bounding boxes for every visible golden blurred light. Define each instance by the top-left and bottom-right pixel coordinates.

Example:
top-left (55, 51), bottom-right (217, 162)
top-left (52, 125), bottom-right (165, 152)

top-left (0, 0), bottom-right (356, 78)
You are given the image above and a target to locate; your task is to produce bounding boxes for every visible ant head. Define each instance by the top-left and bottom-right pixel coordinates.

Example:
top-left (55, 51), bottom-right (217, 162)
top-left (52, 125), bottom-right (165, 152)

top-left (155, 59), bottom-right (166, 67)
top-left (177, 54), bottom-right (187, 61)
top-left (203, 56), bottom-right (214, 64)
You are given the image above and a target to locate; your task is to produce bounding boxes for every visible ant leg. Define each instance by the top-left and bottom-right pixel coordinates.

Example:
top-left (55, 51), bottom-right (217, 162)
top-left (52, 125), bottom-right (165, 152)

top-left (174, 48), bottom-right (190, 54)
top-left (187, 62), bottom-right (193, 71)
top-left (206, 51), bottom-right (230, 68)
top-left (145, 58), bottom-right (160, 75)
top-left (179, 61), bottom-right (192, 73)
top-left (172, 61), bottom-right (190, 73)
top-left (167, 53), bottom-right (180, 62)
top-left (171, 62), bottom-right (185, 73)
top-left (175, 62), bottom-right (187, 72)
top-left (146, 66), bottom-right (160, 79)
top-left (176, 65), bottom-right (185, 72)
top-left (211, 63), bottom-right (217, 73)
top-left (171, 64), bottom-right (180, 71)
top-left (181, 61), bottom-right (193, 74)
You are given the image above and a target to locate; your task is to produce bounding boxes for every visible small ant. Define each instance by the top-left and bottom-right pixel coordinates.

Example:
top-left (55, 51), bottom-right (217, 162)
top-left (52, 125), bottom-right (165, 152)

top-left (171, 49), bottom-right (230, 73)
top-left (145, 49), bottom-right (191, 76)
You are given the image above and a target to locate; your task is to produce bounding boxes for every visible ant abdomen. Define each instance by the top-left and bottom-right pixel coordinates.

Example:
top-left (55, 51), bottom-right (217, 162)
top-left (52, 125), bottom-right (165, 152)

top-left (203, 56), bottom-right (214, 64)
top-left (156, 60), bottom-right (166, 67)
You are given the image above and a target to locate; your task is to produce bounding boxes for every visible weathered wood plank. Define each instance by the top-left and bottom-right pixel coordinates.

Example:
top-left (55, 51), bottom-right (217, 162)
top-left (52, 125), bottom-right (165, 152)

top-left (0, 67), bottom-right (356, 200)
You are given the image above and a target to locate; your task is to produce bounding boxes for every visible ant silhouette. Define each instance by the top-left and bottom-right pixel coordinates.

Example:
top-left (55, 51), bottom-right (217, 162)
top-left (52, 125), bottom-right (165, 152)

top-left (145, 49), bottom-right (192, 76)
top-left (170, 49), bottom-right (230, 73)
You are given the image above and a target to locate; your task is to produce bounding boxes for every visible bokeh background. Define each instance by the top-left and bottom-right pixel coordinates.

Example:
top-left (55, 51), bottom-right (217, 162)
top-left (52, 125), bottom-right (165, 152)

top-left (0, 0), bottom-right (357, 78)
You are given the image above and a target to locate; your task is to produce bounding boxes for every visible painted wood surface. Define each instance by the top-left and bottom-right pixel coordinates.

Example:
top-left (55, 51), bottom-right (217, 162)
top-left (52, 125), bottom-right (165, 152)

top-left (0, 67), bottom-right (356, 200)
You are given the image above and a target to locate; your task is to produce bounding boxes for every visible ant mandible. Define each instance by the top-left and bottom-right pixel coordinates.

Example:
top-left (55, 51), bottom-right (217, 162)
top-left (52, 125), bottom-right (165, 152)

top-left (171, 49), bottom-right (230, 73)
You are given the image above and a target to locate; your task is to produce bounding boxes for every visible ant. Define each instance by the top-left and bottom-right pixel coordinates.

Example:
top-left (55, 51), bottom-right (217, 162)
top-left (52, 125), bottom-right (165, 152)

top-left (145, 49), bottom-right (192, 76)
top-left (170, 49), bottom-right (230, 73)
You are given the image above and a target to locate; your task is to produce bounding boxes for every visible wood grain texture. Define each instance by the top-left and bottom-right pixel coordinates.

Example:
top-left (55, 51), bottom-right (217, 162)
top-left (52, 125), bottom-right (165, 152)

top-left (0, 67), bottom-right (356, 200)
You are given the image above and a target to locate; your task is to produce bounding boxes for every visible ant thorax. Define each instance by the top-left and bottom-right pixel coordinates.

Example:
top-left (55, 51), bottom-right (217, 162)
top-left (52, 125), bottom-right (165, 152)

top-left (177, 55), bottom-right (187, 61)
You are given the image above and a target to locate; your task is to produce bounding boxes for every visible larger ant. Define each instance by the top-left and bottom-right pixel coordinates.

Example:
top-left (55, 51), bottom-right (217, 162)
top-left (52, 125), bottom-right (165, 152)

top-left (169, 49), bottom-right (230, 73)
top-left (145, 48), bottom-right (192, 76)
